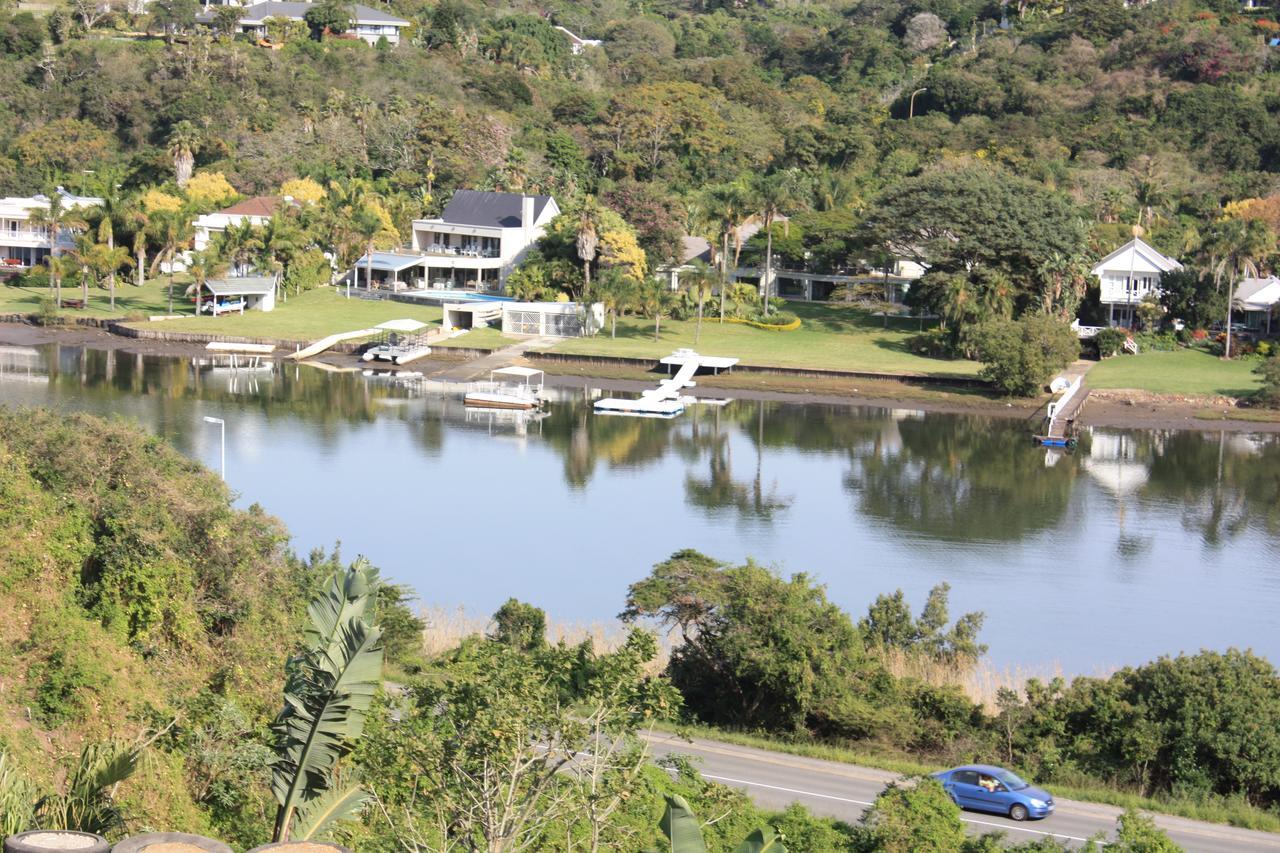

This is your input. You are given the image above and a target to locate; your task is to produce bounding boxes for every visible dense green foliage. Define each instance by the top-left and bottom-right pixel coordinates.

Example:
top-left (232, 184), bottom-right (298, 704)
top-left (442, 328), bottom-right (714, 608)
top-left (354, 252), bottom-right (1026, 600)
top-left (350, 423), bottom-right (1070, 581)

top-left (626, 551), bottom-right (1280, 815)
top-left (973, 315), bottom-right (1082, 396)
top-left (1255, 354), bottom-right (1280, 406)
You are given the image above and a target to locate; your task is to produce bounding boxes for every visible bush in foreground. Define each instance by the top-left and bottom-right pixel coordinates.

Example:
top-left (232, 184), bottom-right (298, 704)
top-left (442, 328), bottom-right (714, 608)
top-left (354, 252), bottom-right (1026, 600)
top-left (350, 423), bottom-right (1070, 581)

top-left (974, 315), bottom-right (1080, 396)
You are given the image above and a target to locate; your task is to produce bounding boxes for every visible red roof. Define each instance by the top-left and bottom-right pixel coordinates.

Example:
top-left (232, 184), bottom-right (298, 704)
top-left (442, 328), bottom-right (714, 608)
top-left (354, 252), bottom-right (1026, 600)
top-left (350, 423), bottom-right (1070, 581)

top-left (216, 196), bottom-right (279, 217)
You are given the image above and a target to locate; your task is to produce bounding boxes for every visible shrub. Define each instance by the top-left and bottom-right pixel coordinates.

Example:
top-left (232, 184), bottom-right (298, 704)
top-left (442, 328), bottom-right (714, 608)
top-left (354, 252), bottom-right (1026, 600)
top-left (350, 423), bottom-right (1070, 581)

top-left (907, 328), bottom-right (956, 358)
top-left (1095, 327), bottom-right (1128, 358)
top-left (34, 295), bottom-right (60, 326)
top-left (1134, 331), bottom-right (1178, 352)
top-left (974, 316), bottom-right (1080, 397)
top-left (1254, 355), bottom-right (1280, 408)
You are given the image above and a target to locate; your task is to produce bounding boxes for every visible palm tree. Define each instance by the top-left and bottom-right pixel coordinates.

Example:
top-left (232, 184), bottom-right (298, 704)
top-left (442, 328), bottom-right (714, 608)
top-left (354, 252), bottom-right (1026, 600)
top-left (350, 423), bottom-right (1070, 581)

top-left (27, 190), bottom-right (88, 308)
top-left (751, 170), bottom-right (802, 318)
top-left (595, 268), bottom-right (634, 339)
top-left (575, 197), bottom-right (600, 296)
top-left (150, 211), bottom-right (193, 315)
top-left (257, 214), bottom-right (301, 302)
top-left (681, 260), bottom-right (716, 346)
top-left (349, 204), bottom-right (395, 298)
top-left (216, 218), bottom-right (262, 277)
top-left (187, 249), bottom-right (228, 317)
top-left (637, 278), bottom-right (672, 341)
top-left (1209, 217), bottom-right (1275, 359)
top-left (166, 121), bottom-right (199, 188)
top-left (700, 182), bottom-right (750, 323)
top-left (1036, 252), bottom-right (1090, 319)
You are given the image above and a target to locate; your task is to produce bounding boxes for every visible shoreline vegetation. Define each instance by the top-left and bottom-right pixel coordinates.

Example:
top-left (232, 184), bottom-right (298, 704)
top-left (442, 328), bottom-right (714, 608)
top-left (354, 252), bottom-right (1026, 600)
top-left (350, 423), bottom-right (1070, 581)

top-left (2, 299), bottom-right (1278, 431)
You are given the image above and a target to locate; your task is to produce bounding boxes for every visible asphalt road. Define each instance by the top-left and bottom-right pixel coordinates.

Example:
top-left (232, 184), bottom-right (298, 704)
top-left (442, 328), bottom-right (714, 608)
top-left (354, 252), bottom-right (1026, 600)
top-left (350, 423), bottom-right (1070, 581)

top-left (644, 732), bottom-right (1280, 852)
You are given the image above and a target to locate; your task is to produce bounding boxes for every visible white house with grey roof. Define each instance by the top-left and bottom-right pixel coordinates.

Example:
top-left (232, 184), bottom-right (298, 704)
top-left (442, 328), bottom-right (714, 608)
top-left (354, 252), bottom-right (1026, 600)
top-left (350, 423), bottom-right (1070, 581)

top-left (0, 188), bottom-right (101, 273)
top-left (348, 190), bottom-right (560, 292)
top-left (409, 190), bottom-right (559, 291)
top-left (196, 1), bottom-right (409, 45)
top-left (1091, 238), bottom-right (1183, 328)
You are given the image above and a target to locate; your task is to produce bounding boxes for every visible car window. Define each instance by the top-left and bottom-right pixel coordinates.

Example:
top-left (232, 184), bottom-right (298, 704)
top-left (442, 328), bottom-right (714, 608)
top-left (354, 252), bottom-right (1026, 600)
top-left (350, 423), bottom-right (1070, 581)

top-left (994, 769), bottom-right (1029, 790)
top-left (977, 773), bottom-right (1003, 791)
top-left (953, 770), bottom-right (979, 785)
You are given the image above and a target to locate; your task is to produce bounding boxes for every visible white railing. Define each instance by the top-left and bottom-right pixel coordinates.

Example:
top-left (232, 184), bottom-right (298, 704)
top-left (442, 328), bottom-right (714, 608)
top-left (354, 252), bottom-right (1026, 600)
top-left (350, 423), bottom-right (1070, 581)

top-left (1046, 375), bottom-right (1083, 431)
top-left (1070, 320), bottom-right (1104, 339)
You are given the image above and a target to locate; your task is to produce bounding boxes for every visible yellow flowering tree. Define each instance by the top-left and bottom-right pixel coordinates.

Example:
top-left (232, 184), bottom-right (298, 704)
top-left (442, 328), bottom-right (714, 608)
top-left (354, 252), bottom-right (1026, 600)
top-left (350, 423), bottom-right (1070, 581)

top-left (183, 172), bottom-right (238, 209)
top-left (140, 189), bottom-right (183, 214)
top-left (280, 177), bottom-right (326, 206)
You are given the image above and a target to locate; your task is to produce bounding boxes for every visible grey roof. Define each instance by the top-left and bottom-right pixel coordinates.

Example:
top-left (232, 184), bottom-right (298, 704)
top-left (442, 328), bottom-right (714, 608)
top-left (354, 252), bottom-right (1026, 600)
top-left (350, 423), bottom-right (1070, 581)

top-left (1234, 276), bottom-right (1280, 303)
top-left (679, 236), bottom-right (712, 265)
top-left (438, 190), bottom-right (554, 229)
top-left (355, 251), bottom-right (426, 272)
top-left (206, 276), bottom-right (276, 295)
top-left (202, 1), bottom-right (408, 26)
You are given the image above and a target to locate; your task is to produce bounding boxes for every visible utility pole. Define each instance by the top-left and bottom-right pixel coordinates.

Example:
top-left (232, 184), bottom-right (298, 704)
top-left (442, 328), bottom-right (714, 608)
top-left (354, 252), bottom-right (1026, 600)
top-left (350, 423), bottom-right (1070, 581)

top-left (203, 415), bottom-right (225, 480)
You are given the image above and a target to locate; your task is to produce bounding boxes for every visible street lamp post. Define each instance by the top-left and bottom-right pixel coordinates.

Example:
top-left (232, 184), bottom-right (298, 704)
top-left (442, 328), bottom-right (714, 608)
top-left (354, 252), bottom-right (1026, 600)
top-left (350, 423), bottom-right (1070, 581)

top-left (203, 416), bottom-right (225, 480)
top-left (909, 88), bottom-right (929, 119)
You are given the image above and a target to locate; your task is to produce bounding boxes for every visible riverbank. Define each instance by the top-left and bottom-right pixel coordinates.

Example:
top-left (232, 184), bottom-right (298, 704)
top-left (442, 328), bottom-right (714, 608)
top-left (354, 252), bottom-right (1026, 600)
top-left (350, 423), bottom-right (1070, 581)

top-left (3, 320), bottom-right (1278, 432)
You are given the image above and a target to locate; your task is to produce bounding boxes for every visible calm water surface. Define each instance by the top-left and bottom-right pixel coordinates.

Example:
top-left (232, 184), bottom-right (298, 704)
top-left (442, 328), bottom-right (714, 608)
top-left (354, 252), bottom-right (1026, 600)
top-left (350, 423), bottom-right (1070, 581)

top-left (2, 342), bottom-right (1278, 671)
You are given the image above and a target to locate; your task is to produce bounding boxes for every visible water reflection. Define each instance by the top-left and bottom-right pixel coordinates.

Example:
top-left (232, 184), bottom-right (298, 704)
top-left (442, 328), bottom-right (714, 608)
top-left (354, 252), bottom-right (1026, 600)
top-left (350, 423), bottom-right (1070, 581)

top-left (2, 341), bottom-right (1279, 668)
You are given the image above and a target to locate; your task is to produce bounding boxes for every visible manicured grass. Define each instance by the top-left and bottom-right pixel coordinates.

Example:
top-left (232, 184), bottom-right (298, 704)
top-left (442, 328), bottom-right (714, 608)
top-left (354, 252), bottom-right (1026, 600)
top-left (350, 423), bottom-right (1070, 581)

top-left (0, 278), bottom-right (175, 318)
top-left (131, 288), bottom-right (443, 341)
top-left (658, 722), bottom-right (1280, 833)
top-left (435, 326), bottom-right (516, 349)
top-left (552, 303), bottom-right (980, 379)
top-left (1088, 348), bottom-right (1263, 397)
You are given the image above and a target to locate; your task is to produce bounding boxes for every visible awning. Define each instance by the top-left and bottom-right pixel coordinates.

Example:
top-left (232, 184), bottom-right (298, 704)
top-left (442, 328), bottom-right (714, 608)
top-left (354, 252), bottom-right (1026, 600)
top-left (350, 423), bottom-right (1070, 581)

top-left (355, 252), bottom-right (425, 273)
top-left (492, 366), bottom-right (544, 379)
top-left (205, 276), bottom-right (275, 296)
top-left (375, 319), bottom-right (429, 333)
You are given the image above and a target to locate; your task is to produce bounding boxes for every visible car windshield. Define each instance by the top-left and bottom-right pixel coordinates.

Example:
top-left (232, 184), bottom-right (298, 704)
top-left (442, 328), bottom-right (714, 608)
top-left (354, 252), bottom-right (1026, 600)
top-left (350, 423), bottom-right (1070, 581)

top-left (994, 769), bottom-right (1029, 790)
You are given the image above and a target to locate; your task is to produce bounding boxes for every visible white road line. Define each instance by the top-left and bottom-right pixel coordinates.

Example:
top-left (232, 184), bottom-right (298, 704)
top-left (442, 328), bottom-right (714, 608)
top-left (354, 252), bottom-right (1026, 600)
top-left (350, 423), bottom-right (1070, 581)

top-left (701, 773), bottom-right (1093, 844)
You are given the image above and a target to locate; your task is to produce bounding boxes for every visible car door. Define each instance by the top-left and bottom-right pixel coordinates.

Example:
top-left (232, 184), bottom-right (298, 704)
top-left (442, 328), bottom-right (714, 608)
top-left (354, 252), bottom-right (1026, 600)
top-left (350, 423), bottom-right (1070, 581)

top-left (972, 773), bottom-right (1009, 815)
top-left (948, 770), bottom-right (982, 808)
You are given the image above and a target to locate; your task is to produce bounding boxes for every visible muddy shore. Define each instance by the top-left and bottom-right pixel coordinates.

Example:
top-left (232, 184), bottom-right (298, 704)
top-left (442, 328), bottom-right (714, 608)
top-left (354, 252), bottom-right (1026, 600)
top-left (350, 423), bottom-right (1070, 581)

top-left (3, 321), bottom-right (1278, 434)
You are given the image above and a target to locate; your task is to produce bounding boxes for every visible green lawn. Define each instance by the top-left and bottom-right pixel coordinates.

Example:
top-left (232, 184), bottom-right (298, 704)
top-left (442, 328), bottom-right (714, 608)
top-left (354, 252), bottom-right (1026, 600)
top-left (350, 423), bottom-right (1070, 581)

top-left (0, 278), bottom-right (175, 318)
top-left (435, 326), bottom-right (516, 349)
top-left (553, 303), bottom-right (980, 378)
top-left (133, 288), bottom-right (443, 342)
top-left (1089, 349), bottom-right (1263, 397)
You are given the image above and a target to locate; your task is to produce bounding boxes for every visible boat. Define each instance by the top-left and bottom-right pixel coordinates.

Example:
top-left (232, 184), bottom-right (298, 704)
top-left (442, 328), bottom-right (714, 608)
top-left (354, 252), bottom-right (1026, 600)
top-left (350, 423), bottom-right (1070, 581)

top-left (464, 366), bottom-right (545, 410)
top-left (362, 319), bottom-right (433, 365)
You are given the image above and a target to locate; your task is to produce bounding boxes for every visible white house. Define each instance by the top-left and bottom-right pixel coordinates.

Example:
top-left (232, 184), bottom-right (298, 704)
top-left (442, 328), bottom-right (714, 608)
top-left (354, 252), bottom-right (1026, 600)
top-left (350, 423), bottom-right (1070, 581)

top-left (192, 196), bottom-right (280, 252)
top-left (1233, 276), bottom-right (1280, 334)
top-left (199, 275), bottom-right (277, 315)
top-left (0, 188), bottom-right (102, 272)
top-left (1090, 238), bottom-right (1183, 328)
top-left (405, 190), bottom-right (559, 292)
top-left (195, 1), bottom-right (410, 45)
top-left (553, 25), bottom-right (603, 55)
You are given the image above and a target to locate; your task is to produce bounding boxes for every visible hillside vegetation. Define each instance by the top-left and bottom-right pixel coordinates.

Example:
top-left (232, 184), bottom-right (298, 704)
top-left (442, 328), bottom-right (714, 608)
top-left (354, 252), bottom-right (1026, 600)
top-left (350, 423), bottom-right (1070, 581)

top-left (0, 408), bottom-right (317, 841)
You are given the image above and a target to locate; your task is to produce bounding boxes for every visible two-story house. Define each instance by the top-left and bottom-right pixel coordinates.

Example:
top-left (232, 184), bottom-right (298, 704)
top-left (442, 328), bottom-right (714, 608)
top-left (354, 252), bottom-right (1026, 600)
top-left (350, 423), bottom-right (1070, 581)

top-left (408, 190), bottom-right (559, 292)
top-left (0, 188), bottom-right (102, 273)
top-left (1091, 238), bottom-right (1183, 328)
top-left (191, 196), bottom-right (281, 253)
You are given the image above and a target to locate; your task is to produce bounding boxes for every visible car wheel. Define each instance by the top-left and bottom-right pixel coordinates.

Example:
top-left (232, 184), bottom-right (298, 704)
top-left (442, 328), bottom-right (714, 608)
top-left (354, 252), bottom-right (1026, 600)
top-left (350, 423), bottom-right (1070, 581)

top-left (1009, 804), bottom-right (1029, 822)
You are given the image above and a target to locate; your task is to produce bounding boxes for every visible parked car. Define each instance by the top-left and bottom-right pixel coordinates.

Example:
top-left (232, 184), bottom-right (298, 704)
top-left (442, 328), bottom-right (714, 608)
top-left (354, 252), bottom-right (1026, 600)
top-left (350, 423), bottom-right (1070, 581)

top-left (931, 764), bottom-right (1054, 821)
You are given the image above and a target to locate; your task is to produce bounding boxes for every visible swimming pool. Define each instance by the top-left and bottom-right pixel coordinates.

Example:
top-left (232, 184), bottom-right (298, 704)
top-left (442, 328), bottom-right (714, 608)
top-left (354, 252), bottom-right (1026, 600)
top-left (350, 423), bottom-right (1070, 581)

top-left (394, 289), bottom-right (514, 306)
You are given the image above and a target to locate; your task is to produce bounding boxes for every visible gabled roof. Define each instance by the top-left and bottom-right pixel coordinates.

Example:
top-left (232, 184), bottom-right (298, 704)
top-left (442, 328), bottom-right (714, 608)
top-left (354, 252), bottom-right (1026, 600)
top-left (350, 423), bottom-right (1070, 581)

top-left (216, 196), bottom-right (279, 218)
top-left (1233, 276), bottom-right (1280, 309)
top-left (679, 236), bottom-right (712, 265)
top-left (437, 190), bottom-right (555, 229)
top-left (1091, 238), bottom-right (1182, 277)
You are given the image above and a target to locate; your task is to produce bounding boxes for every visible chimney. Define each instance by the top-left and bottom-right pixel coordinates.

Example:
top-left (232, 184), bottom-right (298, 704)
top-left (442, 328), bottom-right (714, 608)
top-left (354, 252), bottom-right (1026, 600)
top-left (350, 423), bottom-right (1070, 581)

top-left (521, 195), bottom-right (535, 234)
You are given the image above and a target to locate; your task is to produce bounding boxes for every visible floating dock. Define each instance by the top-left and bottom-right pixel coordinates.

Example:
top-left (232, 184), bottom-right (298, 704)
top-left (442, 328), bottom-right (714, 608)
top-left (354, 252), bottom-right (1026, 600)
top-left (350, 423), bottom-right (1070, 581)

top-left (1034, 375), bottom-right (1089, 447)
top-left (595, 350), bottom-right (738, 418)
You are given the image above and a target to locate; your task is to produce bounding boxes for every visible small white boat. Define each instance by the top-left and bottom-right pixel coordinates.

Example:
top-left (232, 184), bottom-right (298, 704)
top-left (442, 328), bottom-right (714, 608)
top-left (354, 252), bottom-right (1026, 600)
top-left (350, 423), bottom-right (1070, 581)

top-left (464, 366), bottom-right (545, 411)
top-left (362, 319), bottom-right (432, 365)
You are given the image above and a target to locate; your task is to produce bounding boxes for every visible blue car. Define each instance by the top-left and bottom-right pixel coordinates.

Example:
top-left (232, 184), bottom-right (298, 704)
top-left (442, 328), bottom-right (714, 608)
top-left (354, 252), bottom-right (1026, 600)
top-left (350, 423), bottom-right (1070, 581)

top-left (931, 765), bottom-right (1054, 821)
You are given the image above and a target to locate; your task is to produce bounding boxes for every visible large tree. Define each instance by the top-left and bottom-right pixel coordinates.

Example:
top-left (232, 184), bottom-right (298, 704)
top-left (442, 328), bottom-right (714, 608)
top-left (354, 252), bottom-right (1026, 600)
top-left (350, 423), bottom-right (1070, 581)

top-left (863, 165), bottom-right (1087, 330)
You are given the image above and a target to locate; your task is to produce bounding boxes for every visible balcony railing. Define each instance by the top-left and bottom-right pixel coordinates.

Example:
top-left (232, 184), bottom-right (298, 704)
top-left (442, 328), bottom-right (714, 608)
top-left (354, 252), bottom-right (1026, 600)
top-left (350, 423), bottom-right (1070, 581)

top-left (422, 243), bottom-right (500, 259)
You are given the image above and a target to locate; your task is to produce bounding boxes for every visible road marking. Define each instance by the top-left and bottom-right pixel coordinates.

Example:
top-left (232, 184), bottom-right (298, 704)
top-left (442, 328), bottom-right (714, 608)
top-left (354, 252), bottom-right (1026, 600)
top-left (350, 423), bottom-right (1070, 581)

top-left (701, 774), bottom-right (1092, 844)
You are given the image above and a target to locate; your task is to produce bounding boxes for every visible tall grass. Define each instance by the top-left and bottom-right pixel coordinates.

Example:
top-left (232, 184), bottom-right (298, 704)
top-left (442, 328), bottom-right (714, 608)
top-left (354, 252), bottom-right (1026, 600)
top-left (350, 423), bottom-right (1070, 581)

top-left (420, 606), bottom-right (670, 674)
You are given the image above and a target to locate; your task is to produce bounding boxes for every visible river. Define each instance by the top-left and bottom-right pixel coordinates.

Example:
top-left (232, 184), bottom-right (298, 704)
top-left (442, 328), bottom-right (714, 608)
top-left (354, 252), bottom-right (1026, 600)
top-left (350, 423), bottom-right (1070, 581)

top-left (2, 340), bottom-right (1278, 672)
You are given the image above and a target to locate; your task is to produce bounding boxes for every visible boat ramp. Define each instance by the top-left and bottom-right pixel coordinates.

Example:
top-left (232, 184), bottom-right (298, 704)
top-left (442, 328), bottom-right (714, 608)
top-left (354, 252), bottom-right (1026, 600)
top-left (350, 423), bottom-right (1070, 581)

top-left (594, 349), bottom-right (739, 418)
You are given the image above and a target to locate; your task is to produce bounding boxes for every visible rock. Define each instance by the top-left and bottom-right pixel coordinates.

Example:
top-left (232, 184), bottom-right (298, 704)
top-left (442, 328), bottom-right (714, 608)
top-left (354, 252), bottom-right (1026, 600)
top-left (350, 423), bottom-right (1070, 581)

top-left (903, 12), bottom-right (948, 52)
